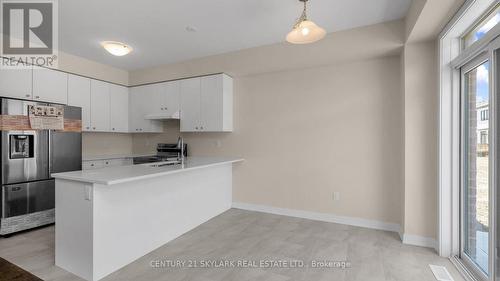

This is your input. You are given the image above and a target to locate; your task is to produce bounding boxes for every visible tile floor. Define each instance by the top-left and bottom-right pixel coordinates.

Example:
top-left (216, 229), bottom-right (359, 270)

top-left (0, 209), bottom-right (465, 281)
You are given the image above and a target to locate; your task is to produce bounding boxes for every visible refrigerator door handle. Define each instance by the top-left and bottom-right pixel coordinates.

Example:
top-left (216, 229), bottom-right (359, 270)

top-left (48, 130), bottom-right (52, 177)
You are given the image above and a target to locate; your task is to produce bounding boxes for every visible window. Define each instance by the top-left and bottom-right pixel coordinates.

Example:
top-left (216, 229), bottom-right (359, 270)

top-left (480, 109), bottom-right (489, 121)
top-left (480, 131), bottom-right (488, 144)
top-left (463, 4), bottom-right (500, 49)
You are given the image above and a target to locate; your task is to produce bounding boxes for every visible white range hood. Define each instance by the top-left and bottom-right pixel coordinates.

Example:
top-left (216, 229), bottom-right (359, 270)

top-left (144, 111), bottom-right (180, 120)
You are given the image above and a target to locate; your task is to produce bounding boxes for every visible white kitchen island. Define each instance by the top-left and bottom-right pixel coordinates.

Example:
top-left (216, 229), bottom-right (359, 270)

top-left (52, 157), bottom-right (243, 281)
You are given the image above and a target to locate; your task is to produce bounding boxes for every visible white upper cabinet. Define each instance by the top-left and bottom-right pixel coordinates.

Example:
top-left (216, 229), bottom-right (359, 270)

top-left (90, 80), bottom-right (110, 132)
top-left (129, 86), bottom-right (163, 133)
top-left (163, 81), bottom-right (180, 117)
top-left (136, 81), bottom-right (179, 119)
top-left (68, 74), bottom-right (91, 131)
top-left (180, 77), bottom-right (201, 132)
top-left (129, 87), bottom-right (146, 132)
top-left (0, 67), bottom-right (33, 100)
top-left (180, 74), bottom-right (233, 132)
top-left (0, 67), bottom-right (233, 134)
top-left (109, 84), bottom-right (129, 133)
top-left (33, 67), bottom-right (68, 104)
top-left (144, 83), bottom-right (165, 117)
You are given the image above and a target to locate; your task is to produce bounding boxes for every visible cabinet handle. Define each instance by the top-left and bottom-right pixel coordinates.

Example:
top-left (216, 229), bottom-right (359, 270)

top-left (35, 96), bottom-right (40, 99)
top-left (112, 128), bottom-right (115, 130)
top-left (195, 126), bottom-right (198, 130)
top-left (25, 94), bottom-right (30, 98)
top-left (93, 127), bottom-right (96, 130)
top-left (86, 127), bottom-right (89, 130)
top-left (200, 126), bottom-right (204, 130)
top-left (90, 164), bottom-right (94, 167)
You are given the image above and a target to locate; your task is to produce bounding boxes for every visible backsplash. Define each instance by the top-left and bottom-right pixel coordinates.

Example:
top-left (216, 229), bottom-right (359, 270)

top-left (82, 132), bottom-right (133, 157)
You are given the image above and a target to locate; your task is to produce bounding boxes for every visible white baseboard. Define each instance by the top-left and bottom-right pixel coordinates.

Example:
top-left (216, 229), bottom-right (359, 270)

top-left (400, 233), bottom-right (437, 249)
top-left (232, 202), bottom-right (437, 249)
top-left (232, 202), bottom-right (401, 233)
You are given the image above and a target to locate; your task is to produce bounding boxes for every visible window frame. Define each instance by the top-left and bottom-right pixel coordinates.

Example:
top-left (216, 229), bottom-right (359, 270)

top-left (461, 3), bottom-right (500, 50)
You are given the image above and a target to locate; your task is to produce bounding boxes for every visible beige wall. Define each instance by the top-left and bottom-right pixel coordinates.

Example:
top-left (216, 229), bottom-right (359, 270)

top-left (132, 56), bottom-right (404, 225)
top-left (402, 41), bottom-right (438, 238)
top-left (406, 0), bottom-right (465, 43)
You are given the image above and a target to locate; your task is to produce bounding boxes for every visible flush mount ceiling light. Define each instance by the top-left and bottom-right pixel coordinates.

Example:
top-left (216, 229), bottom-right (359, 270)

top-left (286, 0), bottom-right (326, 44)
top-left (101, 41), bottom-right (133, 56)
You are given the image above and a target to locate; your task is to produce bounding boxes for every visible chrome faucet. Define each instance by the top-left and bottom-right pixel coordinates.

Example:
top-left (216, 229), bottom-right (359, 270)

top-left (177, 136), bottom-right (185, 163)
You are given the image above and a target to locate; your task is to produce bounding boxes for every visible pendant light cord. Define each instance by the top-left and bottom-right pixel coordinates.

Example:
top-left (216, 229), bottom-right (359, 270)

top-left (293, 0), bottom-right (308, 29)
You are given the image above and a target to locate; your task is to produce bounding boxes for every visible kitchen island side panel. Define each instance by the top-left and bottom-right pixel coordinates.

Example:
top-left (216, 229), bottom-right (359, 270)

top-left (55, 180), bottom-right (94, 281)
top-left (92, 164), bottom-right (232, 280)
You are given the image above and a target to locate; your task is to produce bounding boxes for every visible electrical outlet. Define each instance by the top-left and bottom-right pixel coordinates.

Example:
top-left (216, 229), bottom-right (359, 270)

top-left (333, 192), bottom-right (340, 201)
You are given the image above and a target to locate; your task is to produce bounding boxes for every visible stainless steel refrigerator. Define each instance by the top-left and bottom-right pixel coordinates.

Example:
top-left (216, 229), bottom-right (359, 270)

top-left (0, 98), bottom-right (82, 235)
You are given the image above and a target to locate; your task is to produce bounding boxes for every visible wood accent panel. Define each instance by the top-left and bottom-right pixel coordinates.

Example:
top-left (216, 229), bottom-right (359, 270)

top-left (0, 115), bottom-right (82, 132)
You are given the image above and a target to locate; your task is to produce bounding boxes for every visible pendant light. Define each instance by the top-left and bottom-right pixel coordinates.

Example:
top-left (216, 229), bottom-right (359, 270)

top-left (286, 0), bottom-right (326, 44)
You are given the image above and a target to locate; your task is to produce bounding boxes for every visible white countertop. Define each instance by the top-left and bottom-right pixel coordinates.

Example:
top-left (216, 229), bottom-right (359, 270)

top-left (52, 157), bottom-right (244, 185)
top-left (82, 153), bottom-right (155, 161)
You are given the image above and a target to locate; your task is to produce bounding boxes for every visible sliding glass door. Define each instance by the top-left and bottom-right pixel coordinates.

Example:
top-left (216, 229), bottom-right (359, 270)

top-left (459, 37), bottom-right (500, 280)
top-left (461, 55), bottom-right (491, 279)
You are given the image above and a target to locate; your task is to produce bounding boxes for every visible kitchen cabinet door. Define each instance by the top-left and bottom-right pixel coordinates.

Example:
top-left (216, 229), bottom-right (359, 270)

top-left (109, 84), bottom-right (129, 132)
top-left (143, 84), bottom-right (164, 132)
top-left (68, 74), bottom-right (91, 131)
top-left (33, 67), bottom-right (68, 104)
top-left (180, 77), bottom-right (201, 132)
top-left (0, 66), bottom-right (33, 100)
top-left (149, 83), bottom-right (166, 117)
top-left (163, 80), bottom-right (180, 117)
top-left (90, 80), bottom-right (110, 131)
top-left (129, 87), bottom-right (150, 132)
top-left (200, 75), bottom-right (223, 132)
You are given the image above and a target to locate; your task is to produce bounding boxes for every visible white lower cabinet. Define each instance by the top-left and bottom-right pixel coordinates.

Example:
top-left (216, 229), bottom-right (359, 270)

top-left (90, 80), bottom-right (110, 132)
top-left (83, 158), bottom-right (133, 170)
top-left (82, 160), bottom-right (104, 170)
top-left (106, 158), bottom-right (133, 167)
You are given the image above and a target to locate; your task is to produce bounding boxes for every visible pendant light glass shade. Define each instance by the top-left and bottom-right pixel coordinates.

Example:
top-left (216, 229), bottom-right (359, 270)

top-left (286, 20), bottom-right (326, 44)
top-left (286, 0), bottom-right (326, 44)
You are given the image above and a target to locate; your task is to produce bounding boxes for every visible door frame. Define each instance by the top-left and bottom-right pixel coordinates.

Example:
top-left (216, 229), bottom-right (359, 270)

top-left (458, 51), bottom-right (492, 281)
top-left (438, 0), bottom-right (498, 259)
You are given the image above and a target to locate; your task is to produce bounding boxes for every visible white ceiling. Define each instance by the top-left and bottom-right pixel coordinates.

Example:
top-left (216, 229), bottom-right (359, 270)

top-left (59, 0), bottom-right (411, 70)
